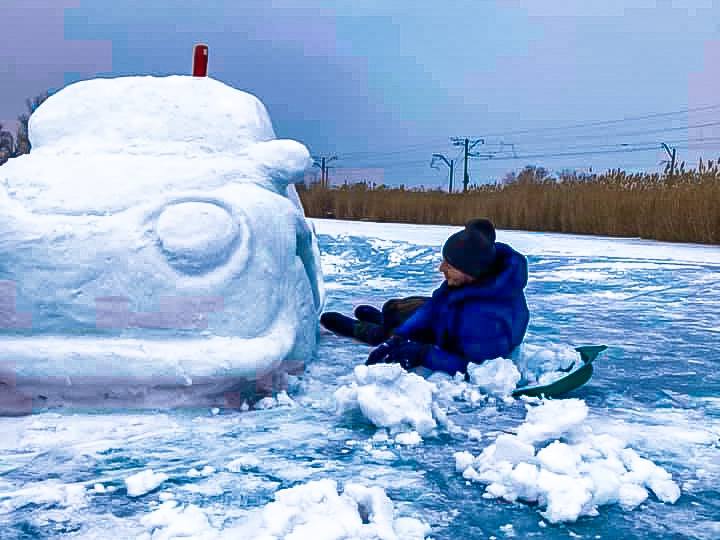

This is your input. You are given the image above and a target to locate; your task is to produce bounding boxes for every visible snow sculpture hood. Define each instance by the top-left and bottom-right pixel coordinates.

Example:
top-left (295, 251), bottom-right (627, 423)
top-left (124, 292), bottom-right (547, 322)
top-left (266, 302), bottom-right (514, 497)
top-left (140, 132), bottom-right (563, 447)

top-left (2, 75), bottom-right (311, 214)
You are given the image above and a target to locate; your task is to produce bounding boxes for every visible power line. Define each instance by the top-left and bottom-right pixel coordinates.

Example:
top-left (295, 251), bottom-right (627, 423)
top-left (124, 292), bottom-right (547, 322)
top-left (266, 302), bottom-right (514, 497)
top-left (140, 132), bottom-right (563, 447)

top-left (320, 106), bottom-right (720, 177)
top-left (474, 103), bottom-right (720, 139)
top-left (337, 137), bottom-right (720, 170)
top-left (330, 126), bottom-right (720, 169)
top-left (320, 113), bottom-right (720, 165)
top-left (472, 144), bottom-right (663, 161)
top-left (474, 135), bottom-right (720, 158)
top-left (335, 138), bottom-right (449, 160)
top-left (493, 119), bottom-right (720, 147)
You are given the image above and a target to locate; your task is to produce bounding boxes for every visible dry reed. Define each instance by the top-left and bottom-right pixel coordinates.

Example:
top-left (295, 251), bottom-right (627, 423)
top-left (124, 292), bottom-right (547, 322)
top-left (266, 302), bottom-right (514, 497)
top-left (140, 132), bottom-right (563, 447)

top-left (297, 164), bottom-right (720, 244)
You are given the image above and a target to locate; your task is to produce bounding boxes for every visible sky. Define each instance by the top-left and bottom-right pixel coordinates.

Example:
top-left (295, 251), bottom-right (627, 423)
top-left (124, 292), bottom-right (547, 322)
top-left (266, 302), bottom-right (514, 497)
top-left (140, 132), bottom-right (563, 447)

top-left (2, 0), bottom-right (719, 187)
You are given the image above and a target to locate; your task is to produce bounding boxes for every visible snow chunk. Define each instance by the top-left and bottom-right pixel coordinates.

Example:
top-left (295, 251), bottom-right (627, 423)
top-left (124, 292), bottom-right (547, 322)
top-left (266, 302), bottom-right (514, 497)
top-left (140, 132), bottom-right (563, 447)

top-left (125, 469), bottom-right (169, 497)
top-left (228, 479), bottom-right (430, 539)
top-left (511, 343), bottom-right (581, 387)
top-left (494, 434), bottom-right (536, 465)
top-left (0, 481), bottom-right (87, 514)
top-left (455, 399), bottom-right (681, 523)
top-left (536, 441), bottom-right (580, 475)
top-left (225, 455), bottom-right (262, 472)
top-left (140, 501), bottom-right (215, 540)
top-left (138, 481), bottom-right (431, 539)
top-left (516, 398), bottom-right (588, 443)
top-left (334, 364), bottom-right (438, 436)
top-left (156, 202), bottom-right (237, 262)
top-left (618, 484), bottom-right (648, 510)
top-left (620, 448), bottom-right (681, 503)
top-left (467, 357), bottom-right (521, 397)
top-left (395, 431), bottom-right (423, 446)
top-left (187, 466), bottom-right (215, 478)
top-left (255, 391), bottom-right (297, 410)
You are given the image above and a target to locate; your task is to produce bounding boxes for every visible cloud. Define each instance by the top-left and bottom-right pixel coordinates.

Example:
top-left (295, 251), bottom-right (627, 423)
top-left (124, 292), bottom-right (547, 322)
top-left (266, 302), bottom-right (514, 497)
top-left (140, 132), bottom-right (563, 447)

top-left (0, 1), bottom-right (112, 125)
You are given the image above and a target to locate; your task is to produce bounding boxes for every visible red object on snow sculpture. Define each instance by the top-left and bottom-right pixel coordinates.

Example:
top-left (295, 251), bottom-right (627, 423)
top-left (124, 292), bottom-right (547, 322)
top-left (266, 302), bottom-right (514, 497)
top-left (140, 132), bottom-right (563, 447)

top-left (192, 44), bottom-right (209, 77)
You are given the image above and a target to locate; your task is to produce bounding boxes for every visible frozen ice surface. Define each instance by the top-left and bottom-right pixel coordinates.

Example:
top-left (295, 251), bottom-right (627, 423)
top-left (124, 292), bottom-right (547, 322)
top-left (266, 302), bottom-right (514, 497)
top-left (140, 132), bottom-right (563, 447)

top-left (312, 218), bottom-right (720, 264)
top-left (1, 218), bottom-right (717, 538)
top-left (0, 75), bottom-right (325, 410)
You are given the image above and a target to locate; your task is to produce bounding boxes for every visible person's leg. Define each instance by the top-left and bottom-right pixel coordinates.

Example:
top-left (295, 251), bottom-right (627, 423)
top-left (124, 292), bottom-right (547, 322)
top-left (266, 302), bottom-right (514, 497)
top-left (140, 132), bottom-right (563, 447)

top-left (381, 296), bottom-right (430, 333)
top-left (354, 305), bottom-right (383, 325)
top-left (320, 296), bottom-right (431, 346)
top-left (320, 312), bottom-right (386, 346)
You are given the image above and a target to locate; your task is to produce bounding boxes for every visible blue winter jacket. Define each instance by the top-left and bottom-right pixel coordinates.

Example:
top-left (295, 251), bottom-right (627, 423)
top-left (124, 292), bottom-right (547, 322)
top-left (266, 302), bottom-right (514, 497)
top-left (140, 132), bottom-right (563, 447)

top-left (393, 242), bottom-right (530, 375)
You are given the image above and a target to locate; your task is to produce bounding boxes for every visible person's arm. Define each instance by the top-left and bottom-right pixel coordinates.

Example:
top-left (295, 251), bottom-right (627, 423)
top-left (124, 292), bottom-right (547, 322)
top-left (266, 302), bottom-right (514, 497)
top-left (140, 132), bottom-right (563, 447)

top-left (421, 314), bottom-right (512, 376)
top-left (392, 299), bottom-right (434, 341)
top-left (422, 345), bottom-right (470, 375)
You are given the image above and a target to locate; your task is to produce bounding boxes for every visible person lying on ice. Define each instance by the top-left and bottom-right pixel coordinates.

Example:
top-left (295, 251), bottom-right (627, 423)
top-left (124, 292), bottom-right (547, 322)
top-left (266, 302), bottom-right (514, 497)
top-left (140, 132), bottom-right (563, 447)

top-left (320, 218), bottom-right (530, 376)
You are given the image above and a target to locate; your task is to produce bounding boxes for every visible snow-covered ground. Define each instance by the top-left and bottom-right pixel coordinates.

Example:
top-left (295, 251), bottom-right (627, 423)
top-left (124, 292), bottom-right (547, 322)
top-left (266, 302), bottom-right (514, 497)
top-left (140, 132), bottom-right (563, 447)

top-left (1, 219), bottom-right (719, 539)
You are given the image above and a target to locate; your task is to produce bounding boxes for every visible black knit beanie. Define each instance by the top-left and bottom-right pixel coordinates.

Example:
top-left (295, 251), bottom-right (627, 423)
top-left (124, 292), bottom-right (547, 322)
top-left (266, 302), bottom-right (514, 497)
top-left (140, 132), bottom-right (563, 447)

top-left (442, 218), bottom-right (497, 279)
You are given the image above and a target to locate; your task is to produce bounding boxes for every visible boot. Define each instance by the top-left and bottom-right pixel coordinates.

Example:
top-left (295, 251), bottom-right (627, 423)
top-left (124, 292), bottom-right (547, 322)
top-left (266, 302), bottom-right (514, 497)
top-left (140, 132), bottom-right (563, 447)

top-left (320, 312), bottom-right (386, 346)
top-left (353, 305), bottom-right (384, 325)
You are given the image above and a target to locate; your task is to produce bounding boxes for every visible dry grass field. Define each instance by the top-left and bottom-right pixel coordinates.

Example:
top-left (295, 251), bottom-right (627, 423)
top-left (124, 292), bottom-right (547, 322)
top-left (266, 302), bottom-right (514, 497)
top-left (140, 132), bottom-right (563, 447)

top-left (298, 164), bottom-right (720, 244)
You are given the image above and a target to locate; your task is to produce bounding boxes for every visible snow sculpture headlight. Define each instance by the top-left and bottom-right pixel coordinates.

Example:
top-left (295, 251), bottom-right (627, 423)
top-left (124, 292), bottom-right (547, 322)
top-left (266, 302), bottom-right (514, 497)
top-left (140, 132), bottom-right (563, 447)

top-left (148, 197), bottom-right (252, 290)
top-left (156, 201), bottom-right (238, 274)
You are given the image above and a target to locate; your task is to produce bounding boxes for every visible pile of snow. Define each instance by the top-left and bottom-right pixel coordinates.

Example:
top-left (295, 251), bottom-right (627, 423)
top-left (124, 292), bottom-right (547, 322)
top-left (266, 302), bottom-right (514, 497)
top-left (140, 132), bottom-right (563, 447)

top-left (125, 469), bottom-right (169, 498)
top-left (426, 357), bottom-right (524, 410)
top-left (138, 479), bottom-right (430, 540)
top-left (139, 502), bottom-right (215, 540)
top-left (334, 364), bottom-right (438, 441)
top-left (0, 481), bottom-right (87, 515)
top-left (454, 399), bottom-right (681, 523)
top-left (254, 390), bottom-right (297, 410)
top-left (511, 343), bottom-right (580, 387)
top-left (333, 359), bottom-right (526, 444)
top-left (429, 343), bottom-right (584, 405)
top-left (332, 345), bottom-right (602, 449)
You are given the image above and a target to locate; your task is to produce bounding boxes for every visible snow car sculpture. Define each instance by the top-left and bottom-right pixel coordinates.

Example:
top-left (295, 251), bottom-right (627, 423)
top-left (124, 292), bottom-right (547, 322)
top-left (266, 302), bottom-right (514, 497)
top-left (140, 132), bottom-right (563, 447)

top-left (0, 75), bottom-right (325, 413)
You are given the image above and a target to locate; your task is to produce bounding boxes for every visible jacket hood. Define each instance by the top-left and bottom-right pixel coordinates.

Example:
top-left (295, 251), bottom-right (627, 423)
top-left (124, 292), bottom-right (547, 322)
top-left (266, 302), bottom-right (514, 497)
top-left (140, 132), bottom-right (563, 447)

top-left (436, 242), bottom-right (528, 302)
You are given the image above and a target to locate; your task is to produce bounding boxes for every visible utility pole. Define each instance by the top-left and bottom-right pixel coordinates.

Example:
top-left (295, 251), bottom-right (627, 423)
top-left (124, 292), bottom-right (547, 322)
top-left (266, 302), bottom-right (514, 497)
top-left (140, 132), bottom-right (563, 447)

top-left (451, 137), bottom-right (484, 192)
top-left (312, 155), bottom-right (337, 188)
top-left (661, 143), bottom-right (676, 177)
top-left (430, 154), bottom-right (455, 193)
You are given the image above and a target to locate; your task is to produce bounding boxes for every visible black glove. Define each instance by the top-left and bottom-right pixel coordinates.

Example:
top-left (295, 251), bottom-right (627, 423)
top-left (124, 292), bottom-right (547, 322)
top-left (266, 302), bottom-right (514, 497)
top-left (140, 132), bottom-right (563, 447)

top-left (385, 340), bottom-right (430, 370)
top-left (366, 336), bottom-right (429, 371)
top-left (365, 335), bottom-right (405, 366)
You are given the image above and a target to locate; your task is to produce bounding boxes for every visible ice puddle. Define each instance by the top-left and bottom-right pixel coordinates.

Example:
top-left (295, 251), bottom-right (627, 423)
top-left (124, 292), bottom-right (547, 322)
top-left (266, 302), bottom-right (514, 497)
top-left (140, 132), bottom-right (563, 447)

top-left (334, 343), bottom-right (681, 524)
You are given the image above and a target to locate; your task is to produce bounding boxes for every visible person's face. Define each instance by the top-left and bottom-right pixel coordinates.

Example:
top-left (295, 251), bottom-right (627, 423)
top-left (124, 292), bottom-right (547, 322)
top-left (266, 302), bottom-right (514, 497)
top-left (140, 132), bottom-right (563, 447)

top-left (439, 259), bottom-right (475, 287)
